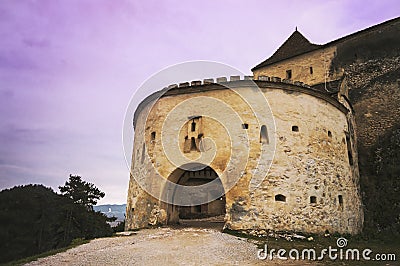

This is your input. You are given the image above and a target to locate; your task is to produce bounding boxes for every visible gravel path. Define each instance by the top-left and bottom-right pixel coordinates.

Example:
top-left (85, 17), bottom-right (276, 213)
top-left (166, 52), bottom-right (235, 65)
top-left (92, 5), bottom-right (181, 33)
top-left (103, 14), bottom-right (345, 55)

top-left (25, 227), bottom-right (314, 265)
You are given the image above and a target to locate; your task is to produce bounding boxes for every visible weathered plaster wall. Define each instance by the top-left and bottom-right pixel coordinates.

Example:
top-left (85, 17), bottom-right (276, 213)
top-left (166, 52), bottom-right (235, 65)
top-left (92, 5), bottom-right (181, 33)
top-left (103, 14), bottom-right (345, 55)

top-left (251, 18), bottom-right (400, 234)
top-left (125, 80), bottom-right (363, 234)
top-left (253, 46), bottom-right (342, 86)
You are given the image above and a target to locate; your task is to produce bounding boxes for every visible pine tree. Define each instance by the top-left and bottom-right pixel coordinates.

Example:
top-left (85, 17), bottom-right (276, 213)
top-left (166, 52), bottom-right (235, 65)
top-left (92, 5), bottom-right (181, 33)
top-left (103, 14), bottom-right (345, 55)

top-left (59, 175), bottom-right (105, 210)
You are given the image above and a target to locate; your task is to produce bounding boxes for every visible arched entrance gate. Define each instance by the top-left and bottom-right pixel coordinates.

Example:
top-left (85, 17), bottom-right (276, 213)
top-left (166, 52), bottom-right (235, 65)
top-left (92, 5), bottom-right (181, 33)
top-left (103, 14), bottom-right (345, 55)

top-left (161, 164), bottom-right (226, 224)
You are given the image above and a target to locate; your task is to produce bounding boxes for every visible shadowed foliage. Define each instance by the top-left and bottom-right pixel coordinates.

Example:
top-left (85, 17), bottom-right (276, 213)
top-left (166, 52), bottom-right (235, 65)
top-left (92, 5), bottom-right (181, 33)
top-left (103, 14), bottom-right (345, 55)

top-left (0, 176), bottom-right (113, 264)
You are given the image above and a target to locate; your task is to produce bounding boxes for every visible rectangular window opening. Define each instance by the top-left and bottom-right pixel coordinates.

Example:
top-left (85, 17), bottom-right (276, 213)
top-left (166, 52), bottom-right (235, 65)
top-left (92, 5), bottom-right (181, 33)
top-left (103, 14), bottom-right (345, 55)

top-left (286, 70), bottom-right (292, 79)
top-left (275, 194), bottom-right (286, 202)
top-left (310, 196), bottom-right (317, 204)
top-left (346, 135), bottom-right (353, 165)
top-left (190, 137), bottom-right (197, 151)
top-left (338, 195), bottom-right (343, 205)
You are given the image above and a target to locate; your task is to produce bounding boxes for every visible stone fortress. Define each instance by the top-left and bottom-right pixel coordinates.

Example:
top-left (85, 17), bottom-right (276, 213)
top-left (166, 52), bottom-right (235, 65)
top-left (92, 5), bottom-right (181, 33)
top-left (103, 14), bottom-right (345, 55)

top-left (126, 17), bottom-right (400, 235)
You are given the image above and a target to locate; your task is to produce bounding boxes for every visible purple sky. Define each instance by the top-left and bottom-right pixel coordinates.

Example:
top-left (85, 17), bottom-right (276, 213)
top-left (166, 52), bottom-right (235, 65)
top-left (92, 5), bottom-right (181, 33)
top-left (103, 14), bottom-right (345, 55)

top-left (0, 0), bottom-right (399, 204)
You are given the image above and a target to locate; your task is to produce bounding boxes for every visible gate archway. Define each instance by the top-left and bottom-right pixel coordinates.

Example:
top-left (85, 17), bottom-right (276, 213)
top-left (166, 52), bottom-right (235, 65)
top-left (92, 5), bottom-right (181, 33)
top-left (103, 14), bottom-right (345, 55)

top-left (162, 164), bottom-right (226, 224)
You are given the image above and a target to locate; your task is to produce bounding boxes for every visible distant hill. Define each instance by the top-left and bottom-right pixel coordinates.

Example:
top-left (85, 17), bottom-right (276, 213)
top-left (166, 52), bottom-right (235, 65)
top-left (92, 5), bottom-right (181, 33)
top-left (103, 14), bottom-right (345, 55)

top-left (94, 204), bottom-right (126, 222)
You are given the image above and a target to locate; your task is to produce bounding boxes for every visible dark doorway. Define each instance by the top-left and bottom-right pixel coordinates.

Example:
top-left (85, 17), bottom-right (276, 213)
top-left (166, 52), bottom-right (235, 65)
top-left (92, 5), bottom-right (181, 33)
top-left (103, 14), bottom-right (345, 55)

top-left (163, 165), bottom-right (226, 228)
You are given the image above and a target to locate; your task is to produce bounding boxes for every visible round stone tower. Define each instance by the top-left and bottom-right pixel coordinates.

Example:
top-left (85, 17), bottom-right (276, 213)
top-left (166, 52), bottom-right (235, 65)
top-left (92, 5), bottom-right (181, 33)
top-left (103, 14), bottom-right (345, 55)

top-left (125, 76), bottom-right (363, 235)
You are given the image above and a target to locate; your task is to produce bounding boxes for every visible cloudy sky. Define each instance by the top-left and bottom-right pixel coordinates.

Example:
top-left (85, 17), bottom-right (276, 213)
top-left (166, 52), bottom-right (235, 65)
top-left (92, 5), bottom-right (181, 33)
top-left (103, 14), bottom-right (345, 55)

top-left (0, 0), bottom-right (399, 204)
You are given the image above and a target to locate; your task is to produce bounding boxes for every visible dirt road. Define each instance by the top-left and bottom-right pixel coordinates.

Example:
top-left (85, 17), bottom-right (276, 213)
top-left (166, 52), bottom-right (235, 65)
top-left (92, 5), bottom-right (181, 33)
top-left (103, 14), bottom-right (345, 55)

top-left (26, 223), bottom-right (312, 265)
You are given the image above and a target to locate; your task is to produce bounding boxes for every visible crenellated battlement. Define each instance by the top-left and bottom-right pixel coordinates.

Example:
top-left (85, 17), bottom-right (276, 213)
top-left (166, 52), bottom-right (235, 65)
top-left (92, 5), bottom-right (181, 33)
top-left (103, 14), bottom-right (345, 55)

top-left (134, 74), bottom-right (347, 130)
top-left (165, 75), bottom-right (312, 90)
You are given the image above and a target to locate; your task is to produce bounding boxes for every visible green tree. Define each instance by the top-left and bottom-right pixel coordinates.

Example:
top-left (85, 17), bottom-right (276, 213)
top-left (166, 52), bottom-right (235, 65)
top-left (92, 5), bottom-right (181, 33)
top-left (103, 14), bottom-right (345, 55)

top-left (0, 177), bottom-right (113, 264)
top-left (59, 174), bottom-right (105, 210)
top-left (0, 185), bottom-right (73, 263)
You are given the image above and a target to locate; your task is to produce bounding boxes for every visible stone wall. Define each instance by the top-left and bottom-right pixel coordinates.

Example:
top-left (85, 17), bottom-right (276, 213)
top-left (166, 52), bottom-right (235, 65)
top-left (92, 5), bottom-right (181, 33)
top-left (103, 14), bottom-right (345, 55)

top-left (343, 57), bottom-right (400, 234)
top-left (252, 17), bottom-right (400, 91)
top-left (250, 17), bottom-right (400, 234)
top-left (125, 78), bottom-right (363, 234)
top-left (346, 57), bottom-right (400, 147)
top-left (253, 46), bottom-right (342, 87)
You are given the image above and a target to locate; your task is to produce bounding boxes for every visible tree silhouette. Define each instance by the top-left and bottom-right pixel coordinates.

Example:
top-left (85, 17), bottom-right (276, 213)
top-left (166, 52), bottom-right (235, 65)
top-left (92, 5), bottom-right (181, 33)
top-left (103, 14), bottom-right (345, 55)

top-left (1, 177), bottom-right (113, 263)
top-left (59, 175), bottom-right (105, 210)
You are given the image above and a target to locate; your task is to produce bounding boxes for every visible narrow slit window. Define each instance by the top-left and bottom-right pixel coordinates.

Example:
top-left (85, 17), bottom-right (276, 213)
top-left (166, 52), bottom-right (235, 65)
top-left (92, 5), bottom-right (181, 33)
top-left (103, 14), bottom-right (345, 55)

top-left (346, 135), bottom-right (353, 165)
top-left (183, 136), bottom-right (190, 153)
top-left (190, 137), bottom-right (197, 151)
top-left (310, 66), bottom-right (313, 75)
top-left (242, 123), bottom-right (249, 129)
top-left (338, 195), bottom-right (343, 206)
top-left (260, 125), bottom-right (269, 144)
top-left (310, 196), bottom-right (317, 204)
top-left (151, 131), bottom-right (156, 141)
top-left (141, 143), bottom-right (145, 164)
top-left (328, 131), bottom-right (332, 138)
top-left (275, 194), bottom-right (286, 202)
top-left (292, 125), bottom-right (299, 132)
top-left (191, 121), bottom-right (196, 132)
top-left (286, 70), bottom-right (292, 79)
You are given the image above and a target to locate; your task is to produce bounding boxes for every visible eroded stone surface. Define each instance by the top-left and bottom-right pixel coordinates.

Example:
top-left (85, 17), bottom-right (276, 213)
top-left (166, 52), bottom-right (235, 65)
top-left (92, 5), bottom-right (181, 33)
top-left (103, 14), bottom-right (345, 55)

top-left (126, 81), bottom-right (362, 235)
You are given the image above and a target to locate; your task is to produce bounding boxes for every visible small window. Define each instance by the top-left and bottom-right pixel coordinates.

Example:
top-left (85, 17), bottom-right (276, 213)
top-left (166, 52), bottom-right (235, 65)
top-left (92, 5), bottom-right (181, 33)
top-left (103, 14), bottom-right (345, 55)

top-left (183, 136), bottom-right (190, 153)
top-left (242, 123), bottom-right (249, 129)
top-left (310, 66), bottom-right (313, 75)
top-left (338, 195), bottom-right (343, 205)
top-left (131, 208), bottom-right (135, 212)
top-left (191, 121), bottom-right (196, 132)
top-left (151, 131), bottom-right (156, 141)
top-left (328, 131), bottom-right (332, 138)
top-left (292, 125), bottom-right (299, 132)
top-left (260, 125), bottom-right (269, 144)
top-left (275, 194), bottom-right (286, 202)
top-left (286, 70), bottom-right (292, 79)
top-left (346, 135), bottom-right (353, 165)
top-left (190, 137), bottom-right (197, 151)
top-left (141, 143), bottom-right (145, 163)
top-left (310, 196), bottom-right (317, 204)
